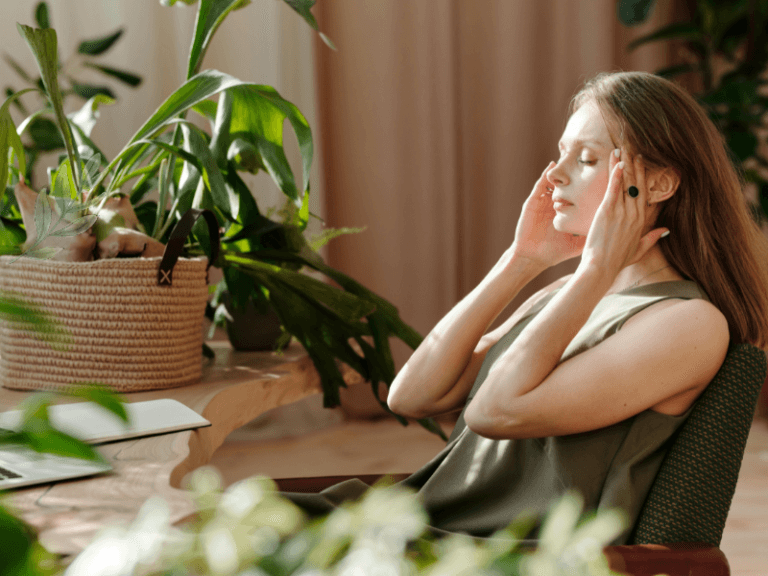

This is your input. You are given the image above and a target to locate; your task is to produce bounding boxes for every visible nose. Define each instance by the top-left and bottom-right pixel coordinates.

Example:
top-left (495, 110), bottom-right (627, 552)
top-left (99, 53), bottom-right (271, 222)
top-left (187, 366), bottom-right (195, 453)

top-left (547, 160), bottom-right (568, 189)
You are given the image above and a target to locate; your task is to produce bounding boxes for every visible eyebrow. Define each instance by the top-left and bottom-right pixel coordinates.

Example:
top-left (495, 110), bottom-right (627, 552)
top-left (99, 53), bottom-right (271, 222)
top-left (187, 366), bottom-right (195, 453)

top-left (558, 138), bottom-right (610, 150)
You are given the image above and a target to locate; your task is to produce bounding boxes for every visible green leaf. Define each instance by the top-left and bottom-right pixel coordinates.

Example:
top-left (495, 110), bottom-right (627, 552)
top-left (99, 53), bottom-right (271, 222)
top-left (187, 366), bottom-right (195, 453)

top-left (226, 84), bottom-right (313, 201)
top-left (133, 137), bottom-right (203, 172)
top-left (94, 71), bottom-right (312, 201)
top-left (626, 21), bottom-right (702, 51)
top-left (181, 122), bottom-right (237, 219)
top-left (225, 252), bottom-right (376, 322)
top-left (0, 291), bottom-right (72, 351)
top-left (70, 94), bottom-right (115, 138)
top-left (617, 0), bottom-right (657, 26)
top-left (16, 24), bottom-right (80, 192)
top-left (192, 99), bottom-right (218, 126)
top-left (0, 504), bottom-right (35, 575)
top-left (210, 88), bottom-right (233, 166)
top-left (33, 187), bottom-right (52, 243)
top-left (35, 1), bottom-right (50, 29)
top-left (27, 116), bottom-right (64, 150)
top-left (281, 0), bottom-right (335, 49)
top-left (0, 100), bottom-right (26, 200)
top-left (309, 226), bottom-right (366, 252)
top-left (226, 138), bottom-right (262, 173)
top-left (50, 159), bottom-right (77, 200)
top-left (186, 0), bottom-right (252, 79)
top-left (69, 82), bottom-right (116, 101)
top-left (153, 158), bottom-right (171, 238)
top-left (65, 384), bottom-right (129, 424)
top-left (49, 213), bottom-right (97, 237)
top-left (83, 62), bottom-right (142, 87)
top-left (77, 28), bottom-right (124, 55)
top-left (126, 70), bottom-right (244, 145)
top-left (0, 218), bottom-right (25, 252)
top-left (2, 54), bottom-right (34, 84)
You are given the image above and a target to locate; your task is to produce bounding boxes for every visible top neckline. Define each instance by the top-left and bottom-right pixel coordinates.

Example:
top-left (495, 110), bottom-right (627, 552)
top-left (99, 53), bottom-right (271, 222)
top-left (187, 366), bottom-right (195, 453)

top-left (612, 279), bottom-right (697, 295)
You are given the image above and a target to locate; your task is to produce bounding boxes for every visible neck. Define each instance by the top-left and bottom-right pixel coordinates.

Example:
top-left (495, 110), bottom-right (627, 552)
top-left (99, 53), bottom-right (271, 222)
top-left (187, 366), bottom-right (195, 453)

top-left (605, 246), bottom-right (674, 295)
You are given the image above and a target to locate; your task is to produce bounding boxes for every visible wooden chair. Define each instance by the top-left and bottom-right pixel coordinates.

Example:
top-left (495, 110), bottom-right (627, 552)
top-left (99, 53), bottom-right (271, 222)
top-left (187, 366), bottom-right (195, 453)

top-left (276, 342), bottom-right (766, 576)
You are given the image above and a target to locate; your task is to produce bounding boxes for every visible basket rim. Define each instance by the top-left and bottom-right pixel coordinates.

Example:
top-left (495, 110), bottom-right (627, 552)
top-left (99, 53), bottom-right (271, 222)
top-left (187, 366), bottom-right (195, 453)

top-left (0, 255), bottom-right (208, 267)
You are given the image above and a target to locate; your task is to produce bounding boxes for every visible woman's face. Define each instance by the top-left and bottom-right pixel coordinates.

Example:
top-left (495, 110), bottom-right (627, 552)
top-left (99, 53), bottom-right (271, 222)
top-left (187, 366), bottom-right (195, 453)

top-left (546, 100), bottom-right (617, 236)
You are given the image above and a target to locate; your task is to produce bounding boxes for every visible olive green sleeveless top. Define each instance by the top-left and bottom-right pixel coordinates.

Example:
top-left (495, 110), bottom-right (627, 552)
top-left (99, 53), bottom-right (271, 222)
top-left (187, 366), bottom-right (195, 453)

top-left (286, 280), bottom-right (712, 544)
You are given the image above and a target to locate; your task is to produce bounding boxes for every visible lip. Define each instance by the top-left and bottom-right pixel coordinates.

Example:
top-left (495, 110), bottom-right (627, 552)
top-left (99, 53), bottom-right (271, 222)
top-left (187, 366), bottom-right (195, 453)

top-left (552, 198), bottom-right (573, 209)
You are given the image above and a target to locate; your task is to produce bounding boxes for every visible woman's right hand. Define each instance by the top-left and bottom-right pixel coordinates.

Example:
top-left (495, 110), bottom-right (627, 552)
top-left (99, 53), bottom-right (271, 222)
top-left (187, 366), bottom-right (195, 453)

top-left (509, 162), bottom-right (587, 269)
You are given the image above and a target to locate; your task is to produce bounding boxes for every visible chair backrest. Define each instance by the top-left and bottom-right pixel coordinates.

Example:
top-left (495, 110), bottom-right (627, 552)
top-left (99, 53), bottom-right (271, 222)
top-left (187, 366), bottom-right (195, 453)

top-left (630, 341), bottom-right (766, 546)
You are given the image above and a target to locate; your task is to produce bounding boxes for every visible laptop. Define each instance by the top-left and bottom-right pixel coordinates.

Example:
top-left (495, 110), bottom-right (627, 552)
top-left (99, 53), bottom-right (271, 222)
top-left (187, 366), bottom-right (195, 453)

top-left (0, 399), bottom-right (211, 490)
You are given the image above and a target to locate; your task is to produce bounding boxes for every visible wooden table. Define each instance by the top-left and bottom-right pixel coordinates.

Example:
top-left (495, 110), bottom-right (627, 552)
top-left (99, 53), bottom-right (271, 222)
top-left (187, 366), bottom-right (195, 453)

top-left (0, 341), bottom-right (364, 556)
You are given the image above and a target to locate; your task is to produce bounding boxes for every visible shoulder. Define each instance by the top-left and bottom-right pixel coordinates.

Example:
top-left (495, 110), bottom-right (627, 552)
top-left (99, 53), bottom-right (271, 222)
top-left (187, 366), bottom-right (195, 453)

top-left (624, 295), bottom-right (728, 340)
top-left (622, 297), bottom-right (730, 385)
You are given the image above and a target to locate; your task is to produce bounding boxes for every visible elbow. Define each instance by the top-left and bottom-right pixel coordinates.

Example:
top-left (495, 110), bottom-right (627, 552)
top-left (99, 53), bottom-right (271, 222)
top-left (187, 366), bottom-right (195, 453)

top-left (386, 393), bottom-right (424, 420)
top-left (464, 401), bottom-right (497, 438)
top-left (465, 400), bottom-right (526, 440)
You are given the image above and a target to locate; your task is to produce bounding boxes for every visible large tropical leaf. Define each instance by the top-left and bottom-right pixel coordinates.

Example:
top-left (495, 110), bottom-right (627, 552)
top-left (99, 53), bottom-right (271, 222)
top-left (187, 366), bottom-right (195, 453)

top-left (98, 71), bottom-right (312, 209)
top-left (282, 0), bottom-right (336, 49)
top-left (225, 84), bottom-right (312, 201)
top-left (186, 0), bottom-right (252, 79)
top-left (180, 122), bottom-right (237, 219)
top-left (0, 89), bottom-right (34, 201)
top-left (16, 25), bottom-right (79, 192)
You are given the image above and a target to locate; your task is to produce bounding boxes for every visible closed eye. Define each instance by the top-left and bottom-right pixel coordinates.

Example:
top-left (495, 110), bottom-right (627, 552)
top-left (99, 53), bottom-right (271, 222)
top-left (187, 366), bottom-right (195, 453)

top-left (578, 159), bottom-right (596, 165)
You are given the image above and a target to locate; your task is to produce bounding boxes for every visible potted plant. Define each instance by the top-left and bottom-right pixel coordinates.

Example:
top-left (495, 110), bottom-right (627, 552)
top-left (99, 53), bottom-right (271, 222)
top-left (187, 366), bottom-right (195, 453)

top-left (0, 0), bottom-right (446, 439)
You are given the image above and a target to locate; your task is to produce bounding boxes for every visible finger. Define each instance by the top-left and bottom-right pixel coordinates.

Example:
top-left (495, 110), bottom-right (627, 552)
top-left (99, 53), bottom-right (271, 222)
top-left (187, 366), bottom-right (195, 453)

top-left (621, 147), bottom-right (638, 218)
top-left (537, 161), bottom-right (557, 198)
top-left (605, 159), bottom-right (625, 210)
top-left (634, 154), bottom-right (647, 205)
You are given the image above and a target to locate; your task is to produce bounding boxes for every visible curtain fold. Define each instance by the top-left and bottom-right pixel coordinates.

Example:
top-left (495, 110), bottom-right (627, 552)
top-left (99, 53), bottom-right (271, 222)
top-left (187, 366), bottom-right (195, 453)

top-left (315, 0), bottom-right (682, 370)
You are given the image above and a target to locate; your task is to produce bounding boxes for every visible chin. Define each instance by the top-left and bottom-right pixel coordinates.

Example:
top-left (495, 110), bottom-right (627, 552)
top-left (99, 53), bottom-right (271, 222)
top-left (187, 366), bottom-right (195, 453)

top-left (553, 215), bottom-right (583, 236)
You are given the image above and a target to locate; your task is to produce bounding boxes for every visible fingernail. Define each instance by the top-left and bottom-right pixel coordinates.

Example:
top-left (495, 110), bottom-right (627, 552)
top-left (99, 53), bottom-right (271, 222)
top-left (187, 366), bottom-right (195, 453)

top-left (661, 230), bottom-right (670, 238)
top-left (614, 148), bottom-right (621, 158)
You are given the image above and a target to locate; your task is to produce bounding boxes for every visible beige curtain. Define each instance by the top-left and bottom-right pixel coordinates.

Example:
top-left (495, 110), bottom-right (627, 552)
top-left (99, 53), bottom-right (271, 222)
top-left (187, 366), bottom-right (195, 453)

top-left (314, 0), bottom-right (685, 370)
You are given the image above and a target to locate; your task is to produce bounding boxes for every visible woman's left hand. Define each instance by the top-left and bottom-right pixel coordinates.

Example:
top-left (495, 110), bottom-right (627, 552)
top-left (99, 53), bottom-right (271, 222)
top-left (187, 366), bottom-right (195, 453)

top-left (579, 147), bottom-right (670, 277)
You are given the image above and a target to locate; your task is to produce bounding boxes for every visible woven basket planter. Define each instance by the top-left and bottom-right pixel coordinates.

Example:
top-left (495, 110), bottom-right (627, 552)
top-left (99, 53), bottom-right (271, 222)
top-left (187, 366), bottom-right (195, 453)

top-left (0, 209), bottom-right (219, 393)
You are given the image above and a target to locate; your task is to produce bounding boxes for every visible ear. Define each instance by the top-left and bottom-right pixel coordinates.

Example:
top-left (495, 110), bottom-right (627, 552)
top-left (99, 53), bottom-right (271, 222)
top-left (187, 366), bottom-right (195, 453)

top-left (647, 166), bottom-right (680, 203)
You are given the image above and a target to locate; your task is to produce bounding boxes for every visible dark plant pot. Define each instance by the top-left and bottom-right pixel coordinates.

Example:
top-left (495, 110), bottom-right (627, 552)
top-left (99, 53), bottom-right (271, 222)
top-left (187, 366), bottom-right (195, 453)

top-left (223, 295), bottom-right (283, 351)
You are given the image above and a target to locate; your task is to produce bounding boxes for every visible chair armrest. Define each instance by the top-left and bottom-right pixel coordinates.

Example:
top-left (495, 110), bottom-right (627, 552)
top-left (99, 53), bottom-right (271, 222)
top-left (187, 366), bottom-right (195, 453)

top-left (604, 543), bottom-right (729, 576)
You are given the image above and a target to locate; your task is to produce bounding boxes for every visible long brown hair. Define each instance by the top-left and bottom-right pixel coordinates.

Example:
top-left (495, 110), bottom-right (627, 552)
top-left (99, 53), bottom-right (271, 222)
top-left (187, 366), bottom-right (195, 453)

top-left (571, 70), bottom-right (768, 348)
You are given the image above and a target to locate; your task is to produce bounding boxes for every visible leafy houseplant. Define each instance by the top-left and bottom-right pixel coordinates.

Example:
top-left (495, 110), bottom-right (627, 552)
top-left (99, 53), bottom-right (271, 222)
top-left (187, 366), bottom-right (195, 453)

top-left (0, 0), bottom-right (446, 439)
top-left (2, 1), bottom-right (143, 191)
top-left (617, 0), bottom-right (768, 222)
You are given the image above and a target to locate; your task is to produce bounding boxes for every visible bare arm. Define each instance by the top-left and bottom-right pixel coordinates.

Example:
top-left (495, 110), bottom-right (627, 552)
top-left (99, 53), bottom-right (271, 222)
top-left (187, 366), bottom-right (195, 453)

top-left (464, 267), bottom-right (729, 439)
top-left (386, 251), bottom-right (546, 419)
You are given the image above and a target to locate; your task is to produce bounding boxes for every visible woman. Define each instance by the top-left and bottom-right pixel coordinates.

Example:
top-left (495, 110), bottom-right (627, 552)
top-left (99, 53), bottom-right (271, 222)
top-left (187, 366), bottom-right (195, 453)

top-left (284, 71), bottom-right (768, 544)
